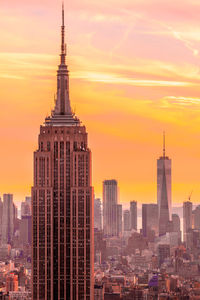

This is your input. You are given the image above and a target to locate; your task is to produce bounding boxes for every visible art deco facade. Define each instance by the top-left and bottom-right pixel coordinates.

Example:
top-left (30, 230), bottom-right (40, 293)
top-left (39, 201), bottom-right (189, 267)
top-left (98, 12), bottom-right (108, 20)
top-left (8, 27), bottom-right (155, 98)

top-left (157, 134), bottom-right (172, 236)
top-left (32, 7), bottom-right (94, 300)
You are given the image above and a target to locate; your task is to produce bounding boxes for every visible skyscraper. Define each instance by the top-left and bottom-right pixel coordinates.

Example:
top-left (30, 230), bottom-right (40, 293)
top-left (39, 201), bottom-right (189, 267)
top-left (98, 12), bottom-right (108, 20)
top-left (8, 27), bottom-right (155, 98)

top-left (142, 204), bottom-right (158, 238)
top-left (130, 201), bottom-right (137, 231)
top-left (183, 201), bottom-right (193, 243)
top-left (193, 205), bottom-right (200, 230)
top-left (172, 214), bottom-right (181, 233)
top-left (0, 197), bottom-right (3, 241)
top-left (21, 196), bottom-right (31, 217)
top-left (32, 6), bottom-right (94, 300)
top-left (123, 210), bottom-right (131, 231)
top-left (103, 179), bottom-right (121, 237)
top-left (94, 198), bottom-right (102, 230)
top-left (157, 133), bottom-right (171, 236)
top-left (2, 194), bottom-right (16, 244)
top-left (116, 204), bottom-right (122, 236)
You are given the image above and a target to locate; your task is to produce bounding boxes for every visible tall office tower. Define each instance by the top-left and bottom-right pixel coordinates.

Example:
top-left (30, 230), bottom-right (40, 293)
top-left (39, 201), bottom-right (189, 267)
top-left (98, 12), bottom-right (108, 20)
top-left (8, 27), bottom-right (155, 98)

top-left (32, 7), bottom-right (94, 300)
top-left (130, 201), bottom-right (137, 231)
top-left (2, 194), bottom-right (16, 244)
top-left (21, 196), bottom-right (31, 217)
top-left (193, 206), bottom-right (200, 230)
top-left (123, 210), bottom-right (131, 231)
top-left (20, 215), bottom-right (32, 245)
top-left (142, 204), bottom-right (158, 238)
top-left (94, 198), bottom-right (102, 230)
top-left (103, 179), bottom-right (118, 236)
top-left (157, 133), bottom-right (171, 236)
top-left (116, 204), bottom-right (122, 236)
top-left (0, 197), bottom-right (3, 240)
top-left (183, 201), bottom-right (193, 243)
top-left (172, 214), bottom-right (181, 232)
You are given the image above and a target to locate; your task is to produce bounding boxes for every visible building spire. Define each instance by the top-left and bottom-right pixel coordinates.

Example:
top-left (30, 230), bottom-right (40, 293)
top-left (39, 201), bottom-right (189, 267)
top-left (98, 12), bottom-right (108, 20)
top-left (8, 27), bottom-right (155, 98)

top-left (163, 131), bottom-right (165, 158)
top-left (61, 1), bottom-right (66, 64)
top-left (45, 2), bottom-right (80, 126)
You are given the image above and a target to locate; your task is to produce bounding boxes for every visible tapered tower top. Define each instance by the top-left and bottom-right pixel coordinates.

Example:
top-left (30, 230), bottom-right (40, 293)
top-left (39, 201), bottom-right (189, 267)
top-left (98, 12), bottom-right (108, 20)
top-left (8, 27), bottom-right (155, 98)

top-left (45, 3), bottom-right (80, 126)
top-left (60, 2), bottom-right (66, 65)
top-left (159, 131), bottom-right (169, 160)
top-left (163, 131), bottom-right (165, 158)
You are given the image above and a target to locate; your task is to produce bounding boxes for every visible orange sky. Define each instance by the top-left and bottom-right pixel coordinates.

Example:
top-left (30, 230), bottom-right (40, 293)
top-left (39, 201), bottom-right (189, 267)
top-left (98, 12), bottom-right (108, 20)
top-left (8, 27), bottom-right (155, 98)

top-left (1, 0), bottom-right (200, 206)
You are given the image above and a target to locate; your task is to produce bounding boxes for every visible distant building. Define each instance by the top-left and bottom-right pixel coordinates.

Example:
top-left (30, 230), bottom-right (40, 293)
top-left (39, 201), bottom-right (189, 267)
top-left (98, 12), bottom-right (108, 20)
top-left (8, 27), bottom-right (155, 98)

top-left (193, 205), bottom-right (200, 230)
top-left (103, 180), bottom-right (118, 236)
top-left (158, 244), bottom-right (170, 267)
top-left (94, 284), bottom-right (104, 300)
top-left (116, 204), bottom-right (122, 237)
top-left (123, 210), bottom-right (131, 231)
top-left (0, 244), bottom-right (11, 259)
top-left (20, 216), bottom-right (32, 245)
top-left (0, 197), bottom-right (3, 240)
top-left (157, 133), bottom-right (171, 236)
top-left (94, 229), bottom-right (106, 262)
top-left (94, 198), bottom-right (102, 230)
top-left (21, 196), bottom-right (31, 217)
top-left (172, 214), bottom-right (181, 232)
top-left (183, 201), bottom-right (193, 243)
top-left (2, 194), bottom-right (16, 244)
top-left (142, 204), bottom-right (158, 239)
top-left (130, 201), bottom-right (137, 231)
top-left (6, 273), bottom-right (18, 292)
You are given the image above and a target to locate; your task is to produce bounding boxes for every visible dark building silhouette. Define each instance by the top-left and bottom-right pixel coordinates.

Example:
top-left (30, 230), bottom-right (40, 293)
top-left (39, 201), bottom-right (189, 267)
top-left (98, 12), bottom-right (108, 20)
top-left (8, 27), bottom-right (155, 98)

top-left (32, 5), bottom-right (94, 300)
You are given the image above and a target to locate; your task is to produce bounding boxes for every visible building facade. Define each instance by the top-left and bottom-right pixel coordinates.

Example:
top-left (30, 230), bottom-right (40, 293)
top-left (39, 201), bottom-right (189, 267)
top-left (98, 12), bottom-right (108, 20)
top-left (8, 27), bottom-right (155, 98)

top-left (183, 201), bottom-right (193, 244)
top-left (142, 204), bottom-right (158, 238)
top-left (157, 134), bottom-right (171, 236)
top-left (21, 196), bottom-right (31, 217)
top-left (94, 198), bottom-right (102, 230)
top-left (172, 214), bottom-right (181, 233)
top-left (32, 7), bottom-right (94, 300)
top-left (193, 205), bottom-right (200, 230)
top-left (130, 201), bottom-right (137, 231)
top-left (103, 180), bottom-right (118, 236)
top-left (20, 215), bottom-right (32, 245)
top-left (123, 210), bottom-right (131, 232)
top-left (2, 194), bottom-right (16, 244)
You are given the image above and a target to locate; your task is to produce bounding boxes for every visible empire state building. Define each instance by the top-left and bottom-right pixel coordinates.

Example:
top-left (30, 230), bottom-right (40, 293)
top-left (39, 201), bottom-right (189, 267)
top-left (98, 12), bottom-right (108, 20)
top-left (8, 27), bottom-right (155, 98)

top-left (32, 6), bottom-right (94, 300)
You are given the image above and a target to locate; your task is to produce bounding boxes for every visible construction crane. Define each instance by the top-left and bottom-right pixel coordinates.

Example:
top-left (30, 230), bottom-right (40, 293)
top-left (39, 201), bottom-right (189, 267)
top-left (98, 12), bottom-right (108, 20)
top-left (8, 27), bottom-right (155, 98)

top-left (188, 190), bottom-right (193, 202)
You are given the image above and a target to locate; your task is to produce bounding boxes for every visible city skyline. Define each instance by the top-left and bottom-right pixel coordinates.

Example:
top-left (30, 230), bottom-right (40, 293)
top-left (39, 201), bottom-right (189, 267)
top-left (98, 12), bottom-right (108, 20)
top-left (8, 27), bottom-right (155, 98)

top-left (1, 1), bottom-right (200, 205)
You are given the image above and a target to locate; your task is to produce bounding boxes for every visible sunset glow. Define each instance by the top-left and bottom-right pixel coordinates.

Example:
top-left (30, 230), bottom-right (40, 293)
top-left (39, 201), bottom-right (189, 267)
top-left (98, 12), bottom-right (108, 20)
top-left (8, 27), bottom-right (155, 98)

top-left (1, 0), bottom-right (200, 205)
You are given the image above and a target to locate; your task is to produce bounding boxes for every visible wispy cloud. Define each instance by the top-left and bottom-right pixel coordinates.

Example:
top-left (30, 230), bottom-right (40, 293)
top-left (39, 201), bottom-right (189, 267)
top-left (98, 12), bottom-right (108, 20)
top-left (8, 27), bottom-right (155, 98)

top-left (163, 96), bottom-right (200, 107)
top-left (0, 74), bottom-right (25, 80)
top-left (72, 71), bottom-right (197, 87)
